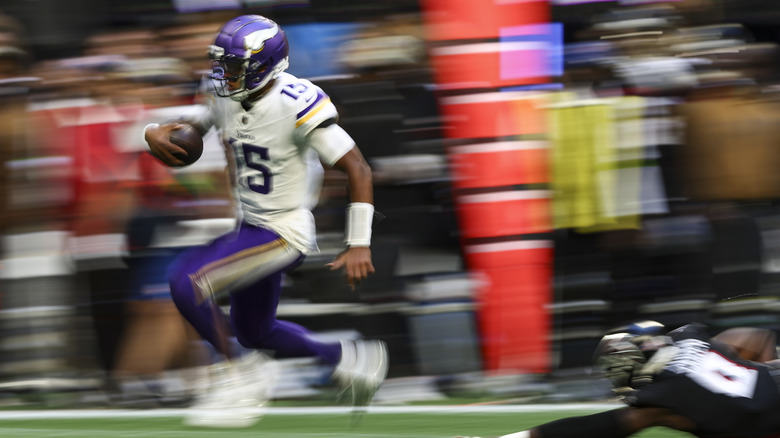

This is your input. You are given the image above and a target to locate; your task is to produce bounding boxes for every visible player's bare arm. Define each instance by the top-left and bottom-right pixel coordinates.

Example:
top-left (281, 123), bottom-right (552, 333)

top-left (327, 146), bottom-right (375, 290)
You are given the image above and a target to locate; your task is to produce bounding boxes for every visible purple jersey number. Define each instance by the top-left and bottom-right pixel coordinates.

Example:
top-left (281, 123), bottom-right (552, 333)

top-left (229, 138), bottom-right (272, 195)
top-left (281, 82), bottom-right (308, 99)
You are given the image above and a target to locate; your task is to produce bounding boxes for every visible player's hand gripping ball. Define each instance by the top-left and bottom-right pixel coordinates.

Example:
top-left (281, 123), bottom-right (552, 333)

top-left (168, 124), bottom-right (203, 167)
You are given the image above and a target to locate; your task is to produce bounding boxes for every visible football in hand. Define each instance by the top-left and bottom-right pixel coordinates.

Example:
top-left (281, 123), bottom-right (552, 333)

top-left (168, 124), bottom-right (203, 167)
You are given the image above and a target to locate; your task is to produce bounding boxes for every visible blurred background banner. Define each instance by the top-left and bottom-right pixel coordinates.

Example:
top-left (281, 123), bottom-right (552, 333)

top-left (421, 0), bottom-right (554, 374)
top-left (4, 0), bottom-right (780, 410)
top-left (284, 22), bottom-right (365, 78)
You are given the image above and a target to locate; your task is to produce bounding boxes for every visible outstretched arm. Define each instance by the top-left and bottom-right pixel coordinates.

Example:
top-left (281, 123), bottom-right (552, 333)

top-left (532, 407), bottom-right (694, 438)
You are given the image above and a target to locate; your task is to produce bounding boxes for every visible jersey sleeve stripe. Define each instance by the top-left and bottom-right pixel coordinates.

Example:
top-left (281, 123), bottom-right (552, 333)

top-left (296, 89), bottom-right (327, 119)
top-left (295, 92), bottom-right (329, 126)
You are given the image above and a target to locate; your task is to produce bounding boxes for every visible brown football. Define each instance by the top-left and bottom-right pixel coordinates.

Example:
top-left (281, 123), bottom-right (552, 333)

top-left (169, 124), bottom-right (203, 167)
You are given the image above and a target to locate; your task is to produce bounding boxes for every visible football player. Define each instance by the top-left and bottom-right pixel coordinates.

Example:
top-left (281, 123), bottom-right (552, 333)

top-left (143, 14), bottom-right (388, 427)
top-left (459, 322), bottom-right (780, 438)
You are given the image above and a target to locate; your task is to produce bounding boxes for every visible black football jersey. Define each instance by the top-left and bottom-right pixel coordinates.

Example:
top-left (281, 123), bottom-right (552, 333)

top-left (629, 323), bottom-right (780, 437)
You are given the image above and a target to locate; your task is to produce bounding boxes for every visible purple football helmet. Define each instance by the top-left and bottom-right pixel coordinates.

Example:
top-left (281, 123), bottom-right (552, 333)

top-left (209, 15), bottom-right (289, 102)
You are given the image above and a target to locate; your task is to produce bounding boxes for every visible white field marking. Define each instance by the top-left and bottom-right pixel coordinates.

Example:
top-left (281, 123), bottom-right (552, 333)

top-left (0, 430), bottom-right (413, 438)
top-left (0, 428), bottom-right (438, 438)
top-left (0, 430), bottom-right (450, 438)
top-left (0, 403), bottom-right (621, 420)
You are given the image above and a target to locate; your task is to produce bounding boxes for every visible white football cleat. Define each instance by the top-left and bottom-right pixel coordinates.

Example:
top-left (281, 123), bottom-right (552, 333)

top-left (332, 339), bottom-right (389, 408)
top-left (183, 351), bottom-right (279, 428)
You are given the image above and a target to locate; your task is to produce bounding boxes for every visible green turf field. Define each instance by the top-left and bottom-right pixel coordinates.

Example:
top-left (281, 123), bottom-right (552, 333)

top-left (0, 407), bottom-right (693, 437)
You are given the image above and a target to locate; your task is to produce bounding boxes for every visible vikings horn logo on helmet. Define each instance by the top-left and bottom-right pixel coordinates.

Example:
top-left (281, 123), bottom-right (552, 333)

top-left (245, 25), bottom-right (279, 54)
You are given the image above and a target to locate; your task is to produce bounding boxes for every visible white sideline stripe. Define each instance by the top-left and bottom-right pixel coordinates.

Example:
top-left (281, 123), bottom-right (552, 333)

top-left (0, 404), bottom-right (621, 420)
top-left (0, 430), bottom-right (365, 438)
top-left (0, 430), bottom-right (398, 438)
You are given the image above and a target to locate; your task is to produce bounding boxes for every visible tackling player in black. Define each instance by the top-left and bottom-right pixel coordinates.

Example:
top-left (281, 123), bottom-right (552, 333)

top-left (461, 321), bottom-right (780, 438)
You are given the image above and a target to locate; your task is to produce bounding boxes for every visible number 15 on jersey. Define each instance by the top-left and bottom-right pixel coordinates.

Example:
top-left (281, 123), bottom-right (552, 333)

top-left (229, 138), bottom-right (272, 195)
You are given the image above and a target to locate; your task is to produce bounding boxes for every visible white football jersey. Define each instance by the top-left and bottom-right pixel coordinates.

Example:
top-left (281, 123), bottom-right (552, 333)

top-left (199, 72), bottom-right (354, 253)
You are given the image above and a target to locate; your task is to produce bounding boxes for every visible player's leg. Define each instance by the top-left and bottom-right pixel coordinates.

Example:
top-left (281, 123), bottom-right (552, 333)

top-left (229, 270), bottom-right (342, 363)
top-left (459, 407), bottom-right (696, 438)
top-left (167, 224), bottom-right (301, 356)
top-left (228, 253), bottom-right (389, 408)
top-left (166, 224), bottom-right (297, 427)
top-left (531, 407), bottom-right (642, 438)
top-left (167, 243), bottom-right (233, 357)
top-left (543, 407), bottom-right (694, 437)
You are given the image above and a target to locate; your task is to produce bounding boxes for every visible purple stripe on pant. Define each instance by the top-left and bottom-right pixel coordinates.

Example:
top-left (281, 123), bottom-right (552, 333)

top-left (167, 222), bottom-right (341, 364)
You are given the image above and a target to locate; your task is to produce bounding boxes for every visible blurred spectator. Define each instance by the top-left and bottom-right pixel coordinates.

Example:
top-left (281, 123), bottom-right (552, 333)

top-left (83, 29), bottom-right (163, 59)
top-left (0, 12), bottom-right (32, 235)
top-left (105, 54), bottom-right (219, 406)
top-left (64, 27), bottom-right (240, 404)
top-left (157, 16), bottom-right (228, 76)
top-left (678, 77), bottom-right (780, 201)
top-left (11, 24), bottom-right (228, 401)
top-left (0, 12), bottom-right (98, 394)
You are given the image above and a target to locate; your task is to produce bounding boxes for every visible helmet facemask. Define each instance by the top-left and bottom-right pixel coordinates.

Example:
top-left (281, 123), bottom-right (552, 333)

top-left (593, 321), bottom-right (673, 394)
top-left (595, 333), bottom-right (647, 390)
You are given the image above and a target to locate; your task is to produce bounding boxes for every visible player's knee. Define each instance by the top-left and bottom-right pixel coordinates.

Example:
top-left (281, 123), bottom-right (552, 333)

top-left (233, 329), bottom-right (257, 348)
top-left (166, 264), bottom-right (202, 314)
top-left (232, 323), bottom-right (272, 349)
top-left (167, 268), bottom-right (189, 302)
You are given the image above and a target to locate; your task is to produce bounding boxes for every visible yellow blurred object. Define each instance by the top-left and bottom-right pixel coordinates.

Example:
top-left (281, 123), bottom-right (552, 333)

top-left (549, 93), bottom-right (644, 232)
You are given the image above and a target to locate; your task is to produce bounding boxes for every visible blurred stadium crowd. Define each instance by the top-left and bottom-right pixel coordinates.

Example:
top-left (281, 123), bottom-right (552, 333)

top-left (1, 0), bottom-right (780, 408)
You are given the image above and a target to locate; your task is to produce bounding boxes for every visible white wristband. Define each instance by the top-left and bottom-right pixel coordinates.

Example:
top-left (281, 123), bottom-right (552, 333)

top-left (143, 123), bottom-right (159, 144)
top-left (345, 202), bottom-right (374, 247)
